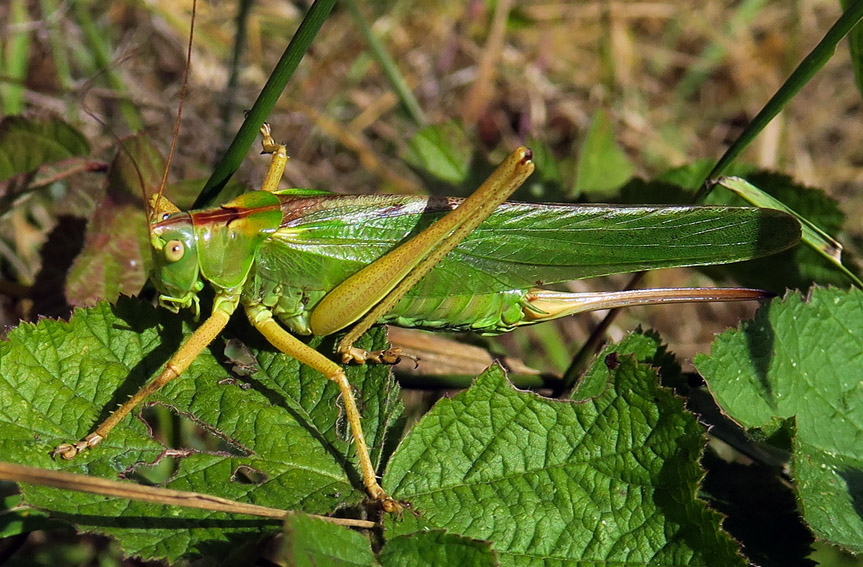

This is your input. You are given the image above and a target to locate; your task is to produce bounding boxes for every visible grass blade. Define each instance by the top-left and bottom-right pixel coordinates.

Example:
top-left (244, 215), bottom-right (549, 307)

top-left (695, 2), bottom-right (863, 197)
top-left (841, 0), bottom-right (863, 98)
top-left (1, 0), bottom-right (32, 115)
top-left (195, 0), bottom-right (337, 208)
top-left (718, 176), bottom-right (863, 288)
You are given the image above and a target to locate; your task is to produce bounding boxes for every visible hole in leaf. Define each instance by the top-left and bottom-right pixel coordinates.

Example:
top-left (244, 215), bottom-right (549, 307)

top-left (224, 338), bottom-right (260, 378)
top-left (140, 403), bottom-right (250, 457)
top-left (125, 455), bottom-right (179, 485)
top-left (231, 465), bottom-right (268, 485)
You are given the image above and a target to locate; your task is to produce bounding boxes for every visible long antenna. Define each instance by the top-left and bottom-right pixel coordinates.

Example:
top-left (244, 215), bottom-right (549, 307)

top-left (151, 0), bottom-right (197, 221)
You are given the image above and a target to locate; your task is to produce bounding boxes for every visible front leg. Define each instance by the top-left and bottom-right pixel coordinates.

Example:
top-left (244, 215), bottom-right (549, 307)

top-left (54, 304), bottom-right (233, 459)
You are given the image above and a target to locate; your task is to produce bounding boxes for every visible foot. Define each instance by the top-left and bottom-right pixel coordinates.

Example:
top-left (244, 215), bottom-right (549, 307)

top-left (259, 122), bottom-right (283, 154)
top-left (367, 485), bottom-right (404, 514)
top-left (52, 433), bottom-right (104, 460)
top-left (340, 347), bottom-right (403, 365)
top-left (381, 496), bottom-right (404, 514)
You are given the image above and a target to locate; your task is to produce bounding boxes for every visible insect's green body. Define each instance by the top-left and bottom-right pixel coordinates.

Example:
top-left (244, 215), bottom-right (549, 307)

top-left (66, 136), bottom-right (802, 511)
top-left (151, 188), bottom-right (800, 336)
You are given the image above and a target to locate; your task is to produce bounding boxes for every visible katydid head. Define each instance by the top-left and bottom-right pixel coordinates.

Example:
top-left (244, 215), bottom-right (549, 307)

top-left (149, 212), bottom-right (204, 318)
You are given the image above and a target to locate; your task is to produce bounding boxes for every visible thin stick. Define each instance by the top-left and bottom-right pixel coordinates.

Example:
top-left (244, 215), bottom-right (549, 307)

top-left (0, 461), bottom-right (376, 528)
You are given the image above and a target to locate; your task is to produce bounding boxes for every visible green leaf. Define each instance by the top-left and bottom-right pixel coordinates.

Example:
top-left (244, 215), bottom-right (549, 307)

top-left (404, 122), bottom-right (473, 185)
top-left (383, 336), bottom-right (744, 566)
top-left (0, 116), bottom-right (90, 181)
top-left (717, 176), bottom-right (861, 287)
top-left (0, 493), bottom-right (58, 538)
top-left (573, 109), bottom-right (635, 198)
top-left (0, 298), bottom-right (400, 562)
top-left (695, 287), bottom-right (863, 553)
top-left (380, 531), bottom-right (496, 567)
top-left (281, 513), bottom-right (377, 567)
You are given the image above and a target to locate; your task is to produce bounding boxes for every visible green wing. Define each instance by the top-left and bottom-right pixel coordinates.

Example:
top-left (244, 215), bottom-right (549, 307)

top-left (261, 194), bottom-right (800, 300)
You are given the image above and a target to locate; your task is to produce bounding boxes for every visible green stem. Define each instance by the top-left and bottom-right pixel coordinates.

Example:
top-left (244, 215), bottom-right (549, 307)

top-left (194, 0), bottom-right (338, 208)
top-left (1, 0), bottom-right (31, 115)
top-left (695, 2), bottom-right (863, 198)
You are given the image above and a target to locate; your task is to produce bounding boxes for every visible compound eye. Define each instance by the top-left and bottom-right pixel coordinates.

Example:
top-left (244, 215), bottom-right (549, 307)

top-left (164, 239), bottom-right (185, 262)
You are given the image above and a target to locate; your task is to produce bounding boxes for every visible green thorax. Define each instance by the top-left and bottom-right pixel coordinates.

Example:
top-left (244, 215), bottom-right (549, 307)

top-left (149, 191), bottom-right (282, 314)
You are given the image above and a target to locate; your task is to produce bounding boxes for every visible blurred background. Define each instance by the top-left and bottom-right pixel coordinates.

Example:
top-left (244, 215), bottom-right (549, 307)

top-left (1, 1), bottom-right (862, 564)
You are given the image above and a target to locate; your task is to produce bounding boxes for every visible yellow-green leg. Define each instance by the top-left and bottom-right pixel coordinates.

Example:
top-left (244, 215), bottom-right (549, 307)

top-left (244, 302), bottom-right (400, 513)
top-left (54, 299), bottom-right (235, 459)
top-left (254, 126), bottom-right (398, 510)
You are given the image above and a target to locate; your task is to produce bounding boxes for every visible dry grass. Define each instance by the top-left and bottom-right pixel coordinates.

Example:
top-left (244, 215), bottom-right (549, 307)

top-left (14, 2), bottom-right (860, 189)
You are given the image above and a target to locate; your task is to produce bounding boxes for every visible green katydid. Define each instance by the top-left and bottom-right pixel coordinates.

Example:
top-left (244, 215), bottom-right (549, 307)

top-left (52, 120), bottom-right (801, 513)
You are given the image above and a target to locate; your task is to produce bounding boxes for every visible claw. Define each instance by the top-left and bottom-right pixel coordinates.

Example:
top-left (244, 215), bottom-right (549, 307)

top-left (371, 348), bottom-right (403, 365)
top-left (367, 484), bottom-right (404, 514)
top-left (52, 434), bottom-right (104, 460)
top-left (381, 497), bottom-right (404, 514)
top-left (52, 443), bottom-right (79, 460)
top-left (341, 347), bottom-right (404, 365)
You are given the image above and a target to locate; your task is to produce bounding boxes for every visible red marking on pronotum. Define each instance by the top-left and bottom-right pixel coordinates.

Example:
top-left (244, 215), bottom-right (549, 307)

top-left (187, 203), bottom-right (281, 227)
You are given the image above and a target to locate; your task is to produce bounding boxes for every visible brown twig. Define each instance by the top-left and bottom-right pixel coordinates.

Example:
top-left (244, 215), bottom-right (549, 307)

top-left (0, 461), bottom-right (376, 529)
